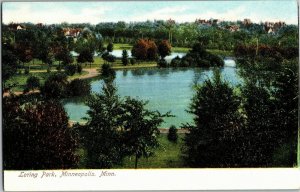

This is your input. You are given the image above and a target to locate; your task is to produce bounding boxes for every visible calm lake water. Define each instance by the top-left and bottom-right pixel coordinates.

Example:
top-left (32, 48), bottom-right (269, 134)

top-left (63, 59), bottom-right (241, 128)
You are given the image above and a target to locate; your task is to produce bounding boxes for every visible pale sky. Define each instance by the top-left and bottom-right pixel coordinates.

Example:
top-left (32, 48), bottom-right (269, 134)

top-left (2, 1), bottom-right (299, 25)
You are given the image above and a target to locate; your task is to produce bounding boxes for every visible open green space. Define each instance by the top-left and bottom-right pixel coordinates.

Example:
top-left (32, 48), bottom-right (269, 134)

top-left (77, 133), bottom-right (186, 169)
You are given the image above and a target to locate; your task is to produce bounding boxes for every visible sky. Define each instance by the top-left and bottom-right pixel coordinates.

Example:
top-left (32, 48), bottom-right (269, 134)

top-left (2, 1), bottom-right (299, 25)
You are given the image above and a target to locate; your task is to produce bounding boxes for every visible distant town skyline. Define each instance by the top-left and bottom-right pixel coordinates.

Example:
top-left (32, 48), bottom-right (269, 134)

top-left (2, 1), bottom-right (299, 25)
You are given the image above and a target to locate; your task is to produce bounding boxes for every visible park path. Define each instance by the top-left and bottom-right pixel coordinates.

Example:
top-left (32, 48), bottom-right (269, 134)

top-left (3, 68), bottom-right (100, 97)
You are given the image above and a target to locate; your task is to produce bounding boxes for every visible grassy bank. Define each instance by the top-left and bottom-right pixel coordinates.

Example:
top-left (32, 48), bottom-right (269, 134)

top-left (77, 133), bottom-right (186, 169)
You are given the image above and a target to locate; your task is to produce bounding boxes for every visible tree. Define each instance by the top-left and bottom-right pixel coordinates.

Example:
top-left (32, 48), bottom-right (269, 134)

top-left (101, 63), bottom-right (116, 79)
top-left (131, 39), bottom-right (149, 60)
top-left (183, 69), bottom-right (242, 167)
top-left (157, 40), bottom-right (171, 59)
top-left (272, 63), bottom-right (298, 166)
top-left (77, 48), bottom-right (94, 68)
top-left (122, 50), bottom-right (129, 66)
top-left (107, 42), bottom-right (114, 52)
top-left (24, 76), bottom-right (40, 92)
top-left (240, 81), bottom-right (277, 167)
top-left (3, 98), bottom-right (79, 170)
top-left (121, 97), bottom-right (168, 168)
top-left (79, 80), bottom-right (124, 168)
top-left (67, 78), bottom-right (91, 97)
top-left (41, 73), bottom-right (69, 99)
top-left (2, 44), bottom-right (19, 83)
top-left (131, 39), bottom-right (158, 61)
top-left (168, 125), bottom-right (178, 143)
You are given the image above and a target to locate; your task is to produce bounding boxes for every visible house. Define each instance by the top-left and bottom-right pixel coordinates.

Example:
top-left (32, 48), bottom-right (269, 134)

top-left (8, 23), bottom-right (26, 30)
top-left (63, 28), bottom-right (82, 38)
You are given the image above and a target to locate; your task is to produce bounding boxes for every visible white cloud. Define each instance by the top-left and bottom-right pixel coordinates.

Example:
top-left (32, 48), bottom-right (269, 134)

top-left (3, 4), bottom-right (112, 24)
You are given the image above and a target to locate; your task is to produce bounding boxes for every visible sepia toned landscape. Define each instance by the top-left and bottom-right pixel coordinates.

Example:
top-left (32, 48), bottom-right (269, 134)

top-left (2, 1), bottom-right (299, 169)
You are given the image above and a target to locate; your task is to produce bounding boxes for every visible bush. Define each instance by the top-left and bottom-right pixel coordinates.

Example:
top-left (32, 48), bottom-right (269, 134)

top-left (170, 56), bottom-right (181, 67)
top-left (68, 79), bottom-right (91, 97)
top-left (130, 58), bottom-right (136, 65)
top-left (24, 67), bottom-right (29, 74)
top-left (25, 76), bottom-right (40, 92)
top-left (101, 64), bottom-right (116, 78)
top-left (41, 73), bottom-right (68, 99)
top-left (168, 125), bottom-right (178, 142)
top-left (157, 59), bottom-right (168, 68)
top-left (77, 64), bottom-right (82, 74)
top-left (65, 64), bottom-right (77, 76)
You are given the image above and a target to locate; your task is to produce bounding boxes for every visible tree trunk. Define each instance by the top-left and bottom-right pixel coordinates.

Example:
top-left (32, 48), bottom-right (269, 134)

top-left (135, 154), bottom-right (138, 169)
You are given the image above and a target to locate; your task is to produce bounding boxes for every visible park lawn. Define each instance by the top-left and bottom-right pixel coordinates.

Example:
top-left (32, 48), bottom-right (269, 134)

top-left (115, 133), bottom-right (185, 169)
top-left (172, 47), bottom-right (191, 53)
top-left (77, 133), bottom-right (185, 169)
top-left (5, 72), bottom-right (51, 92)
top-left (6, 71), bottom-right (89, 92)
top-left (112, 43), bottom-right (133, 50)
top-left (207, 49), bottom-right (234, 57)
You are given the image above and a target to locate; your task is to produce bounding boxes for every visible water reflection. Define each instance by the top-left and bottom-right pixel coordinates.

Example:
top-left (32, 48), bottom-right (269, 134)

top-left (64, 66), bottom-right (240, 127)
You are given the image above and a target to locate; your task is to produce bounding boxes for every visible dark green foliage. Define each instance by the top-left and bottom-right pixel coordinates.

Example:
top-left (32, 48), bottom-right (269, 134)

top-left (272, 64), bottom-right (298, 166)
top-left (122, 50), bottom-right (129, 66)
top-left (77, 64), bottom-right (82, 74)
top-left (157, 40), bottom-right (171, 59)
top-left (101, 63), bottom-right (116, 78)
top-left (130, 58), bottom-right (136, 65)
top-left (170, 56), bottom-right (181, 67)
top-left (157, 59), bottom-right (168, 68)
top-left (68, 79), bottom-right (91, 97)
top-left (183, 69), bottom-right (242, 167)
top-left (3, 98), bottom-right (79, 170)
top-left (41, 73), bottom-right (68, 99)
top-left (107, 42), bottom-right (114, 52)
top-left (64, 64), bottom-right (77, 76)
top-left (25, 76), bottom-right (40, 92)
top-left (79, 81), bottom-right (124, 168)
top-left (170, 42), bottom-right (224, 68)
top-left (121, 97), bottom-right (167, 168)
top-left (240, 82), bottom-right (277, 166)
top-left (168, 125), bottom-right (178, 143)
top-left (2, 44), bottom-right (19, 82)
top-left (77, 48), bottom-right (94, 64)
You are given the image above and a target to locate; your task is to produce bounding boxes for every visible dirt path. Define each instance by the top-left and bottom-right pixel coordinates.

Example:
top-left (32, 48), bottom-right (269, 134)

top-left (77, 68), bottom-right (100, 80)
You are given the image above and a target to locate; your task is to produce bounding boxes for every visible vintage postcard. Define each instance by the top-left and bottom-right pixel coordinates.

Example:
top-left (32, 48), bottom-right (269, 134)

top-left (1, 0), bottom-right (299, 191)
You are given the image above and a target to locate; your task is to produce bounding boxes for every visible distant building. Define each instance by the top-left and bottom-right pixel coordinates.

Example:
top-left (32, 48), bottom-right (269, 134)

top-left (8, 23), bottom-right (26, 30)
top-left (63, 28), bottom-right (82, 38)
top-left (263, 21), bottom-right (286, 34)
top-left (243, 19), bottom-right (252, 26)
top-left (227, 25), bottom-right (240, 32)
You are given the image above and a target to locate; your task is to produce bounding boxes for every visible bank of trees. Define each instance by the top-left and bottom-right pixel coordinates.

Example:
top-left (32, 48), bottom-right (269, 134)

top-left (183, 57), bottom-right (298, 167)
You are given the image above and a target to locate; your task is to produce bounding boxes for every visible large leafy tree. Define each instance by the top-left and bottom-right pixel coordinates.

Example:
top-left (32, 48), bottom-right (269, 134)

top-left (157, 40), bottom-right (171, 59)
top-left (79, 80), bottom-right (125, 168)
top-left (3, 98), bottom-right (79, 170)
top-left (183, 69), bottom-right (242, 167)
top-left (121, 97), bottom-right (167, 169)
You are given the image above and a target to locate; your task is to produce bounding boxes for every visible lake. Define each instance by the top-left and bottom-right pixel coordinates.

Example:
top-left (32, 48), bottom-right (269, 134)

top-left (63, 59), bottom-right (241, 128)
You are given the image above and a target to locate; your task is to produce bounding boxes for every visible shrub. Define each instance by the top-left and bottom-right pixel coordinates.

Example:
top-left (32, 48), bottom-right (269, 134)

top-left (41, 73), bottom-right (68, 99)
top-left (65, 64), bottom-right (77, 76)
top-left (170, 56), bottom-right (181, 67)
top-left (101, 64), bottom-right (116, 78)
top-left (77, 64), bottom-right (82, 74)
top-left (157, 59), bottom-right (168, 68)
top-left (68, 79), bottom-right (91, 97)
top-left (130, 58), bottom-right (136, 65)
top-left (24, 67), bottom-right (29, 74)
top-left (25, 76), bottom-right (40, 92)
top-left (168, 125), bottom-right (178, 143)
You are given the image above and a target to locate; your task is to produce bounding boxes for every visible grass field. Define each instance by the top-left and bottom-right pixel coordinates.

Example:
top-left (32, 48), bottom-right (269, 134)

top-left (5, 71), bottom-right (88, 92)
top-left (77, 133), bottom-right (186, 169)
top-left (117, 133), bottom-right (186, 169)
